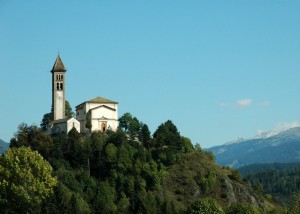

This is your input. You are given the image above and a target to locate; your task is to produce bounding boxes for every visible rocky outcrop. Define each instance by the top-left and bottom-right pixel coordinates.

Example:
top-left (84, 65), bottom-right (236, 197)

top-left (161, 152), bottom-right (269, 210)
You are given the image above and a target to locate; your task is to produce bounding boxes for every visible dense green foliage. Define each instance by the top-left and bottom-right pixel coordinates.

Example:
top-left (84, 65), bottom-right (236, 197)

top-left (0, 147), bottom-right (58, 213)
top-left (288, 192), bottom-right (300, 214)
top-left (226, 202), bottom-right (261, 214)
top-left (186, 198), bottom-right (224, 213)
top-left (239, 162), bottom-right (300, 176)
top-left (5, 113), bottom-right (282, 213)
top-left (242, 164), bottom-right (300, 205)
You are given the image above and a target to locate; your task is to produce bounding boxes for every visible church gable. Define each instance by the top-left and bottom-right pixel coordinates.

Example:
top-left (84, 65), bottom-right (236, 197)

top-left (75, 96), bottom-right (118, 110)
top-left (90, 105), bottom-right (117, 120)
top-left (90, 104), bottom-right (116, 112)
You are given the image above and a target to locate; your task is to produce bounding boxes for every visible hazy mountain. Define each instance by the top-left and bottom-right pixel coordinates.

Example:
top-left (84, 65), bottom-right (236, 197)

top-left (0, 139), bottom-right (9, 154)
top-left (207, 127), bottom-right (300, 168)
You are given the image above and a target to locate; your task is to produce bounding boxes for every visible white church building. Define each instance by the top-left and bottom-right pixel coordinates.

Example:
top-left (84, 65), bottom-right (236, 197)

top-left (47, 55), bottom-right (118, 135)
top-left (76, 96), bottom-right (118, 133)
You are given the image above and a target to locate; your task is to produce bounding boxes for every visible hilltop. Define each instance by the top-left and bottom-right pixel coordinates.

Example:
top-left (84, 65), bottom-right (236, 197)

top-left (0, 114), bottom-right (281, 213)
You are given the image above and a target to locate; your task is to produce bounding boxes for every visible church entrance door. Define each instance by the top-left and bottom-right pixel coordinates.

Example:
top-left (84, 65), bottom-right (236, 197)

top-left (101, 122), bottom-right (106, 132)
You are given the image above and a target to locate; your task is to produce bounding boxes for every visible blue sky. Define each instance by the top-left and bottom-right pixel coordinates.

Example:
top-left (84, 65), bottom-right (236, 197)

top-left (0, 1), bottom-right (300, 148)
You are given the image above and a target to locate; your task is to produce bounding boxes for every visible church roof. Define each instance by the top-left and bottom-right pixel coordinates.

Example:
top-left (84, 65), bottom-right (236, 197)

top-left (51, 55), bottom-right (66, 73)
top-left (88, 96), bottom-right (118, 104)
top-left (75, 96), bottom-right (118, 109)
top-left (49, 117), bottom-right (71, 124)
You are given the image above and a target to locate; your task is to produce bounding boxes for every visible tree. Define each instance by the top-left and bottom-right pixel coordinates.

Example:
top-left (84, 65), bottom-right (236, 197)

top-left (40, 100), bottom-right (74, 131)
top-left (65, 100), bottom-right (75, 118)
top-left (288, 192), bottom-right (300, 214)
top-left (69, 193), bottom-right (91, 214)
top-left (93, 181), bottom-right (117, 213)
top-left (186, 198), bottom-right (224, 214)
top-left (181, 136), bottom-right (194, 153)
top-left (194, 143), bottom-right (202, 152)
top-left (63, 128), bottom-right (89, 168)
top-left (41, 112), bottom-right (53, 131)
top-left (117, 192), bottom-right (130, 214)
top-left (152, 120), bottom-right (184, 165)
top-left (0, 147), bottom-right (58, 213)
top-left (118, 112), bottom-right (133, 132)
top-left (153, 120), bottom-right (181, 149)
top-left (10, 123), bottom-right (54, 159)
top-left (85, 110), bottom-right (92, 132)
top-left (139, 124), bottom-right (152, 149)
top-left (90, 132), bottom-right (107, 177)
top-left (118, 112), bottom-right (143, 140)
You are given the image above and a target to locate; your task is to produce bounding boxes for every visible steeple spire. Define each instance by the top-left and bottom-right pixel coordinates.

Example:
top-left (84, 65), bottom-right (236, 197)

top-left (51, 55), bottom-right (66, 73)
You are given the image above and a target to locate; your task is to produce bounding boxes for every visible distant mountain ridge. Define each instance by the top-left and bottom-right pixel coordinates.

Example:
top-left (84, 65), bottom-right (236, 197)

top-left (0, 139), bottom-right (9, 154)
top-left (207, 127), bottom-right (300, 168)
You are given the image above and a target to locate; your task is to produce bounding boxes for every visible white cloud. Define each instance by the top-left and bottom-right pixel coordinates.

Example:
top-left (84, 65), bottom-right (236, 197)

top-left (220, 99), bottom-right (269, 109)
top-left (235, 99), bottom-right (252, 108)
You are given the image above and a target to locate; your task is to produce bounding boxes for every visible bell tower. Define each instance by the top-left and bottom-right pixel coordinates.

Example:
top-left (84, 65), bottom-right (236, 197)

top-left (51, 55), bottom-right (66, 120)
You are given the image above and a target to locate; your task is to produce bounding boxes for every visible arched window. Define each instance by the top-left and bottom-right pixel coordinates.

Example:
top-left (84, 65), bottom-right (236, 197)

top-left (56, 75), bottom-right (59, 81)
top-left (57, 83), bottom-right (60, 90)
top-left (61, 75), bottom-right (63, 80)
top-left (60, 83), bottom-right (63, 90)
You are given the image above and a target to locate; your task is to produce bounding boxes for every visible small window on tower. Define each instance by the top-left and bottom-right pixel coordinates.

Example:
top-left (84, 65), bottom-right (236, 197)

top-left (61, 75), bottom-right (63, 80)
top-left (57, 83), bottom-right (60, 90)
top-left (60, 83), bottom-right (63, 90)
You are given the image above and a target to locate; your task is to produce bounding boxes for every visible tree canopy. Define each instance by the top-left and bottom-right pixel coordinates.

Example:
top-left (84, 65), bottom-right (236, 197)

top-left (4, 113), bottom-right (281, 213)
top-left (0, 147), bottom-right (57, 213)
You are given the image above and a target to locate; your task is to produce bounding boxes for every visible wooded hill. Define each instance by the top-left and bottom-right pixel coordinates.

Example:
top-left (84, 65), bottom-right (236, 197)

top-left (0, 113), bottom-right (291, 213)
top-left (239, 162), bottom-right (300, 205)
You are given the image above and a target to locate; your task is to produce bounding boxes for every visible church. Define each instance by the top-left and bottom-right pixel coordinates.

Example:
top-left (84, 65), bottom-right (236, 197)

top-left (47, 55), bottom-right (118, 135)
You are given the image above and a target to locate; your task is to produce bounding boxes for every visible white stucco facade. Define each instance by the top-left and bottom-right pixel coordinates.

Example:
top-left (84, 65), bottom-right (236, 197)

top-left (47, 117), bottom-right (80, 135)
top-left (76, 96), bottom-right (118, 133)
top-left (54, 90), bottom-right (65, 120)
